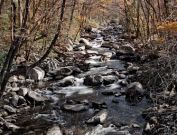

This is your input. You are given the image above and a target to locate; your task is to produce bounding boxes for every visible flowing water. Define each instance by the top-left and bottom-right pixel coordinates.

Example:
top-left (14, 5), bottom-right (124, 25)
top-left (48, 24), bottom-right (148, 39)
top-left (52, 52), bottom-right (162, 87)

top-left (7, 24), bottom-right (150, 135)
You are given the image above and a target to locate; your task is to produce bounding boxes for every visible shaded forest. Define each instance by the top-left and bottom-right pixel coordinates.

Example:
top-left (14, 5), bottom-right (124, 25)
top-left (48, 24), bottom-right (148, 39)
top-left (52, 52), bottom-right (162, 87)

top-left (0, 0), bottom-right (176, 135)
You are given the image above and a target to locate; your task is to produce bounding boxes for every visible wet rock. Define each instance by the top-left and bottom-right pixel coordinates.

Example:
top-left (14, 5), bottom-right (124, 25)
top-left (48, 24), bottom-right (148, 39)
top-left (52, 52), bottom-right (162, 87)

top-left (79, 38), bottom-right (92, 49)
top-left (92, 101), bottom-right (107, 109)
top-left (26, 79), bottom-right (35, 83)
top-left (85, 124), bottom-right (130, 135)
top-left (102, 90), bottom-right (115, 96)
top-left (125, 82), bottom-right (145, 103)
top-left (0, 110), bottom-right (8, 117)
top-left (47, 126), bottom-right (62, 135)
top-left (9, 76), bottom-right (18, 83)
top-left (114, 93), bottom-right (121, 97)
top-left (149, 116), bottom-right (158, 124)
top-left (11, 82), bottom-right (18, 88)
top-left (131, 123), bottom-right (140, 128)
top-left (73, 44), bottom-right (86, 51)
top-left (86, 109), bottom-right (108, 124)
top-left (84, 75), bottom-right (103, 86)
top-left (4, 122), bottom-right (20, 131)
top-left (18, 96), bottom-right (27, 105)
top-left (11, 95), bottom-right (19, 107)
top-left (62, 104), bottom-right (89, 112)
top-left (144, 122), bottom-right (151, 133)
top-left (50, 67), bottom-right (73, 78)
top-left (103, 76), bottom-right (117, 85)
top-left (118, 74), bottom-right (126, 79)
top-left (3, 105), bottom-right (16, 113)
top-left (120, 43), bottom-right (135, 54)
top-left (18, 75), bottom-right (25, 80)
top-left (18, 87), bottom-right (29, 97)
top-left (119, 80), bottom-right (128, 87)
top-left (58, 76), bottom-right (76, 87)
top-left (72, 66), bottom-right (82, 75)
top-left (112, 97), bottom-right (120, 103)
top-left (28, 66), bottom-right (45, 81)
top-left (102, 52), bottom-right (114, 61)
top-left (127, 66), bottom-right (140, 74)
top-left (11, 87), bottom-right (20, 92)
top-left (27, 90), bottom-right (48, 103)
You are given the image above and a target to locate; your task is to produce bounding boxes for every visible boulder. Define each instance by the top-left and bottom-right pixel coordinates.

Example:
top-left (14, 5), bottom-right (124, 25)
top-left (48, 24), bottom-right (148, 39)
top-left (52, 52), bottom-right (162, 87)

top-left (18, 87), bottom-right (29, 97)
top-left (57, 76), bottom-right (76, 87)
top-left (120, 43), bottom-right (135, 54)
top-left (125, 82), bottom-right (145, 103)
top-left (86, 109), bottom-right (108, 124)
top-left (84, 75), bottom-right (103, 86)
top-left (9, 76), bottom-right (18, 83)
top-left (18, 96), bottom-right (27, 105)
top-left (28, 66), bottom-right (45, 81)
top-left (79, 38), bottom-right (92, 49)
top-left (11, 94), bottom-right (19, 107)
top-left (62, 103), bottom-right (89, 112)
top-left (50, 67), bottom-right (73, 78)
top-left (47, 126), bottom-right (62, 135)
top-left (103, 76), bottom-right (117, 85)
top-left (4, 122), bottom-right (20, 131)
top-left (3, 105), bottom-right (16, 114)
top-left (102, 90), bottom-right (115, 96)
top-left (27, 90), bottom-right (48, 103)
top-left (112, 97), bottom-right (120, 103)
top-left (85, 124), bottom-right (131, 135)
top-left (91, 101), bottom-right (107, 109)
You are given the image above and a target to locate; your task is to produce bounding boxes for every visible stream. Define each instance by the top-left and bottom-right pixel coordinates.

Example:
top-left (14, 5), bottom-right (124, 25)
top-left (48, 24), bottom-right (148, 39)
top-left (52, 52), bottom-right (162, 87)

top-left (1, 22), bottom-right (150, 135)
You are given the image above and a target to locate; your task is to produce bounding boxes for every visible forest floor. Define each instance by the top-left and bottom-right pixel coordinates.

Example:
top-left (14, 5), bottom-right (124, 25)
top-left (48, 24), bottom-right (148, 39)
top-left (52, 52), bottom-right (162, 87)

top-left (0, 21), bottom-right (176, 135)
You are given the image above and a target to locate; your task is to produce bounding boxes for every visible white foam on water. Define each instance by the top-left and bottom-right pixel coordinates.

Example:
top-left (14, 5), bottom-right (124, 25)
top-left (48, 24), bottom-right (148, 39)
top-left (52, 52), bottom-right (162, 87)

top-left (54, 86), bottom-right (94, 97)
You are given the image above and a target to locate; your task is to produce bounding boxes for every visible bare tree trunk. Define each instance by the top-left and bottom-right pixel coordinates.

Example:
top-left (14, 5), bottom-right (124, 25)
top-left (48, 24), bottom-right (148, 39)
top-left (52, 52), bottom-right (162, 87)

top-left (0, 0), bottom-right (30, 96)
top-left (67, 0), bottom-right (77, 35)
top-left (0, 0), bottom-right (4, 14)
top-left (164, 0), bottom-right (169, 17)
top-left (136, 0), bottom-right (140, 37)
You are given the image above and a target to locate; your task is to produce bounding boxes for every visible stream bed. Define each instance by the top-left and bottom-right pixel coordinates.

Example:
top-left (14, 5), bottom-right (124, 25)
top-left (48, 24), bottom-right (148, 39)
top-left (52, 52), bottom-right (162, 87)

top-left (1, 22), bottom-right (150, 135)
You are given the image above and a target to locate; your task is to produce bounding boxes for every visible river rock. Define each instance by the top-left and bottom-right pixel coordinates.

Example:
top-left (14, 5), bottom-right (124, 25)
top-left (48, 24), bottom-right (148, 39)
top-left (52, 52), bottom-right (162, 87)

top-left (18, 87), bottom-right (29, 97)
top-left (92, 101), bottom-right (107, 109)
top-left (11, 94), bottom-right (19, 107)
top-left (58, 76), bottom-right (76, 87)
top-left (27, 90), bottom-right (48, 103)
top-left (118, 74), bottom-right (126, 79)
top-left (84, 75), bottom-right (103, 86)
top-left (127, 66), bottom-right (140, 74)
top-left (79, 38), bottom-right (92, 49)
top-left (103, 76), bottom-right (117, 85)
top-left (3, 105), bottom-right (16, 114)
top-left (62, 104), bottom-right (89, 112)
top-left (47, 126), bottom-right (62, 135)
top-left (102, 90), bottom-right (115, 96)
top-left (4, 122), bottom-right (20, 131)
top-left (120, 43), bottom-right (135, 54)
top-left (28, 66), bottom-right (45, 81)
top-left (86, 109), bottom-right (108, 124)
top-left (9, 76), bottom-right (18, 83)
top-left (125, 82), bottom-right (145, 103)
top-left (85, 124), bottom-right (130, 135)
top-left (50, 67), bottom-right (73, 79)
top-left (73, 44), bottom-right (86, 51)
top-left (119, 80), bottom-right (128, 87)
top-left (112, 97), bottom-right (120, 103)
top-left (0, 110), bottom-right (8, 117)
top-left (18, 96), bottom-right (27, 105)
